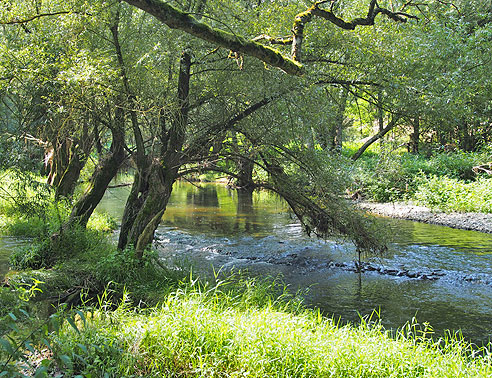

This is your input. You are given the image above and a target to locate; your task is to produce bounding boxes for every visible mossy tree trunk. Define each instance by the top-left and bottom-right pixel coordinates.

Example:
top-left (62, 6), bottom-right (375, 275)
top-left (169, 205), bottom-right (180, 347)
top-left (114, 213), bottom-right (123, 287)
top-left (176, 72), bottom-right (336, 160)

top-left (55, 120), bottom-right (93, 198)
top-left (120, 51), bottom-right (192, 257)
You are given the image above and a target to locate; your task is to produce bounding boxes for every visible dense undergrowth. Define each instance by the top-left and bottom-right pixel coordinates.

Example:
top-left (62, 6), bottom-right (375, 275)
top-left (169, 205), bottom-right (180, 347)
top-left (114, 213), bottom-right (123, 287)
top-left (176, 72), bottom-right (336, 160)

top-left (346, 146), bottom-right (492, 212)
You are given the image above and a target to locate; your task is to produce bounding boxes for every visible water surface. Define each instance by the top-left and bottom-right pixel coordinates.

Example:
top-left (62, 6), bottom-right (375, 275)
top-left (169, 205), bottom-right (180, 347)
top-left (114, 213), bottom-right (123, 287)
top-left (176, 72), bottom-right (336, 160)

top-left (98, 182), bottom-right (492, 346)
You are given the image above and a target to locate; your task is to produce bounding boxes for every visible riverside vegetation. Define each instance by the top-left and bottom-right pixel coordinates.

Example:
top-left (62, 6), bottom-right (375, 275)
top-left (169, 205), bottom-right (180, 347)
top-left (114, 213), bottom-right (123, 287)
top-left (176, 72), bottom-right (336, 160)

top-left (346, 146), bottom-right (492, 213)
top-left (1, 168), bottom-right (492, 377)
top-left (2, 0), bottom-right (492, 375)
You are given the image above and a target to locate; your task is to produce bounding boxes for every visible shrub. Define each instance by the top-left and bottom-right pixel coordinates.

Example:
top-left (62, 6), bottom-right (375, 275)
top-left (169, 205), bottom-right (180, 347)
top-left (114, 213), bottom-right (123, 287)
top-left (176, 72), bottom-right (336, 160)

top-left (414, 175), bottom-right (492, 213)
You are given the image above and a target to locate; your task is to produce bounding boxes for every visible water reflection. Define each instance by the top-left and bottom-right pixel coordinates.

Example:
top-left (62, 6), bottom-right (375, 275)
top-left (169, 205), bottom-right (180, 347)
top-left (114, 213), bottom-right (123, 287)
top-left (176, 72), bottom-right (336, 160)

top-left (186, 185), bottom-right (219, 207)
top-left (95, 182), bottom-right (492, 345)
top-left (161, 182), bottom-right (289, 237)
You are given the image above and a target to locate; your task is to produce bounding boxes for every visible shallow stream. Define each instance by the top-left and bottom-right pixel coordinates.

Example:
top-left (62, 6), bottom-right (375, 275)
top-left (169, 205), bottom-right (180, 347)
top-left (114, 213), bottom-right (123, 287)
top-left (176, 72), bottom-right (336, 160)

top-left (2, 181), bottom-right (491, 345)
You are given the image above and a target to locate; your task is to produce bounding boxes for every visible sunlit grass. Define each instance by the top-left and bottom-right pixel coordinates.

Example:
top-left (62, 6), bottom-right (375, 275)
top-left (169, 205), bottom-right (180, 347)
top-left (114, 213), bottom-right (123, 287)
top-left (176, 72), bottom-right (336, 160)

top-left (0, 169), bottom-right (117, 237)
top-left (54, 278), bottom-right (492, 378)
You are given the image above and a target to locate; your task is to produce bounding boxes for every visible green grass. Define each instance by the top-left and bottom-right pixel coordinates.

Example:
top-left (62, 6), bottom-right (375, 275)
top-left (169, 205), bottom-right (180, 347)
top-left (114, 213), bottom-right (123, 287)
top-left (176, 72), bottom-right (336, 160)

top-left (49, 279), bottom-right (492, 377)
top-left (0, 169), bottom-right (117, 237)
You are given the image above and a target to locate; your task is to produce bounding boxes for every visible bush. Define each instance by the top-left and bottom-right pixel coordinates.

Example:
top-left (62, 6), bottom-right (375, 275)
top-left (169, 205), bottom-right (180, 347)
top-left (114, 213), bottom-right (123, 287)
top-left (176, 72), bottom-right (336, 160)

top-left (414, 175), bottom-right (492, 213)
top-left (9, 226), bottom-right (113, 270)
top-left (350, 150), bottom-right (492, 203)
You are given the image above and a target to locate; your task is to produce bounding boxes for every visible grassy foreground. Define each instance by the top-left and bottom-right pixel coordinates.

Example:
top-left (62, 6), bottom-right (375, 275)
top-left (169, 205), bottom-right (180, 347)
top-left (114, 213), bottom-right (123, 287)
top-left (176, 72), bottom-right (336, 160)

top-left (47, 280), bottom-right (491, 378)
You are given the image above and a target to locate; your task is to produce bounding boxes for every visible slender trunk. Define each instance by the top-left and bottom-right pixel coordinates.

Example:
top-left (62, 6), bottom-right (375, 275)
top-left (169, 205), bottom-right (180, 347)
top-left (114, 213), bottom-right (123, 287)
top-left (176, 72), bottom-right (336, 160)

top-left (459, 120), bottom-right (474, 152)
top-left (377, 92), bottom-right (384, 151)
top-left (55, 147), bottom-right (83, 198)
top-left (56, 121), bottom-right (93, 198)
top-left (351, 116), bottom-right (400, 161)
top-left (410, 117), bottom-right (420, 154)
top-left (334, 87), bottom-right (347, 153)
top-left (48, 137), bottom-right (70, 187)
top-left (67, 105), bottom-right (125, 228)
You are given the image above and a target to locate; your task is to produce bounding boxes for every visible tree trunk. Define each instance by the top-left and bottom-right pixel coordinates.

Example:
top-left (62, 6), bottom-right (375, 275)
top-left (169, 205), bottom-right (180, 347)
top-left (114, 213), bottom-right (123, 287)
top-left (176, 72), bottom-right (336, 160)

top-left (56, 120), bottom-right (93, 198)
top-left (333, 87), bottom-right (347, 153)
top-left (120, 51), bottom-right (192, 257)
top-left (351, 116), bottom-right (400, 161)
top-left (55, 146), bottom-right (83, 198)
top-left (117, 163), bottom-right (150, 250)
top-left (126, 163), bottom-right (175, 259)
top-left (377, 92), bottom-right (384, 150)
top-left (67, 106), bottom-right (126, 228)
top-left (47, 137), bottom-right (71, 187)
top-left (409, 117), bottom-right (420, 154)
top-left (236, 155), bottom-right (255, 191)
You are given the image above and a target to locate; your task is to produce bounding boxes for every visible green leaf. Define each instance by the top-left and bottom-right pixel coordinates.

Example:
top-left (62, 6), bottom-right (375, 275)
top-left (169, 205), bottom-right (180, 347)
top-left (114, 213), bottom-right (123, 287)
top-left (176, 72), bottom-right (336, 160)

top-left (7, 312), bottom-right (17, 321)
top-left (19, 309), bottom-right (29, 318)
top-left (75, 310), bottom-right (86, 326)
top-left (0, 338), bottom-right (14, 355)
top-left (24, 340), bottom-right (35, 353)
top-left (66, 317), bottom-right (80, 334)
top-left (41, 338), bottom-right (51, 350)
top-left (59, 354), bottom-right (73, 368)
top-left (50, 316), bottom-right (60, 333)
top-left (8, 322), bottom-right (20, 333)
top-left (34, 366), bottom-right (48, 378)
top-left (77, 343), bottom-right (88, 354)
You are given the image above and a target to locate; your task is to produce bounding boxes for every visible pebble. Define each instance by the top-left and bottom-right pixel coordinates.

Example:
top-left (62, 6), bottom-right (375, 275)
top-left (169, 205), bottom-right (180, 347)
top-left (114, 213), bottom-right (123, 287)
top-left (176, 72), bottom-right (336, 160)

top-left (357, 201), bottom-right (492, 233)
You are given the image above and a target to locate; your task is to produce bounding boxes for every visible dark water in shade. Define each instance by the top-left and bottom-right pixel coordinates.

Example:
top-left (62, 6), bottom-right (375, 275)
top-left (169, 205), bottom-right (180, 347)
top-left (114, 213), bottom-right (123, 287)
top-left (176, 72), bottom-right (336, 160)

top-left (2, 181), bottom-right (492, 345)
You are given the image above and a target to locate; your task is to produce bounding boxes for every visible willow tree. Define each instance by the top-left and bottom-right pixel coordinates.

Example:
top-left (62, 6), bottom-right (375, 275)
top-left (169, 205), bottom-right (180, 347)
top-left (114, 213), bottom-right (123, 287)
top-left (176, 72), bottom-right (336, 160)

top-left (1, 0), bottom-right (427, 259)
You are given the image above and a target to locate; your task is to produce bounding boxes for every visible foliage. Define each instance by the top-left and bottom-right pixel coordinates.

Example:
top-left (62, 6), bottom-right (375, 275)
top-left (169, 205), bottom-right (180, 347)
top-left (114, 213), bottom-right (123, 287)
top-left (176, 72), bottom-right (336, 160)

top-left (414, 175), bottom-right (492, 213)
top-left (0, 295), bottom-right (89, 377)
top-left (351, 150), bottom-right (492, 205)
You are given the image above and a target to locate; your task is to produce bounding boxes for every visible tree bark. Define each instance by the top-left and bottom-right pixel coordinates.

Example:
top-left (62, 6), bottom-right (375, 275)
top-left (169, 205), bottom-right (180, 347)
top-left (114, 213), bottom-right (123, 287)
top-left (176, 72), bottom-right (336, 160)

top-left (122, 51), bottom-right (192, 257)
top-left (67, 105), bottom-right (126, 228)
top-left (122, 0), bottom-right (303, 75)
top-left (351, 116), bottom-right (400, 161)
top-left (409, 117), bottom-right (420, 154)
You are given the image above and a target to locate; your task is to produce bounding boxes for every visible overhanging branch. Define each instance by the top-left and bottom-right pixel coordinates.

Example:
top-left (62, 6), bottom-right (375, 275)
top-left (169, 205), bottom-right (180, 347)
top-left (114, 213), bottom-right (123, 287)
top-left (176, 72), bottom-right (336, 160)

top-left (291, 0), bottom-right (418, 61)
top-left (0, 11), bottom-right (88, 25)
top-left (122, 0), bottom-right (304, 75)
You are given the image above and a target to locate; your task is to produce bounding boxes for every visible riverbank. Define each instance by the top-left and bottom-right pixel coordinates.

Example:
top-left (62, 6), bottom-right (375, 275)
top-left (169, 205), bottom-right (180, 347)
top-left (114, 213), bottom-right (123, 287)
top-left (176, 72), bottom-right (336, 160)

top-left (358, 201), bottom-right (492, 233)
top-left (15, 276), bottom-right (492, 378)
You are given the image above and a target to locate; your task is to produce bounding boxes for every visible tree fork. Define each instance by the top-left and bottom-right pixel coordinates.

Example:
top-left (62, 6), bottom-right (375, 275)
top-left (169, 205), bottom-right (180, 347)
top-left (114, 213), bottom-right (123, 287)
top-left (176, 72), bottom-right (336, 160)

top-left (124, 51), bottom-right (192, 256)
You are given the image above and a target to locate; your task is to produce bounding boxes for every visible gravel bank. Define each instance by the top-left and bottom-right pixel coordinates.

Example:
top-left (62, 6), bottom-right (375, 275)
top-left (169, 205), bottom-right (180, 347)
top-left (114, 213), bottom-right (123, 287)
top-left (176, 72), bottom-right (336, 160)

top-left (357, 201), bottom-right (492, 233)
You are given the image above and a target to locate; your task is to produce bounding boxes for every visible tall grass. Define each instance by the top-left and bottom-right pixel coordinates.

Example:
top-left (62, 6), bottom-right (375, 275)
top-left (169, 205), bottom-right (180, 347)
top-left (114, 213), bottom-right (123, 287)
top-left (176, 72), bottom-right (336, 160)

top-left (51, 278), bottom-right (492, 377)
top-left (414, 175), bottom-right (492, 213)
top-left (0, 169), bottom-right (116, 238)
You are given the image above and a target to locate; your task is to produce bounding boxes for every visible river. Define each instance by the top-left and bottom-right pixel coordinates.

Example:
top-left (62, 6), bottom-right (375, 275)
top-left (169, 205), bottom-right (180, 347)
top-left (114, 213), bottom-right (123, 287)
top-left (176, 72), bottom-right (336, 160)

top-left (2, 181), bottom-right (492, 346)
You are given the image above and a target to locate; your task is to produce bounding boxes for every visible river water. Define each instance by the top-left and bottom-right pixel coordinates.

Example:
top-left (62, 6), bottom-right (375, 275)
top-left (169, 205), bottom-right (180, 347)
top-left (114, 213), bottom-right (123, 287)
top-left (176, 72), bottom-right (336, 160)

top-left (2, 181), bottom-right (491, 345)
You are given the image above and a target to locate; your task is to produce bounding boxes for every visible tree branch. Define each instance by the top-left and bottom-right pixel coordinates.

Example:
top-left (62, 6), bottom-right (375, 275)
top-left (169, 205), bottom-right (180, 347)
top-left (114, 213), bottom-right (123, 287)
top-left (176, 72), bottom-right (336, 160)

top-left (291, 0), bottom-right (418, 61)
top-left (351, 115), bottom-right (401, 161)
top-left (122, 0), bottom-right (304, 75)
top-left (0, 11), bottom-right (87, 25)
